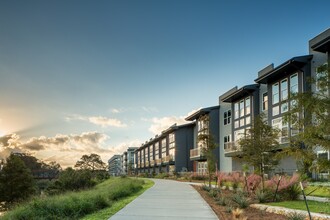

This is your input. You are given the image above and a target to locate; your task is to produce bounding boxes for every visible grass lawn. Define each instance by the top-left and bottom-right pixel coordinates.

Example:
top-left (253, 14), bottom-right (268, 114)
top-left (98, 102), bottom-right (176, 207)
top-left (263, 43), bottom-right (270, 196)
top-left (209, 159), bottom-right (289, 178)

top-left (81, 178), bottom-right (154, 220)
top-left (268, 200), bottom-right (330, 215)
top-left (304, 186), bottom-right (330, 198)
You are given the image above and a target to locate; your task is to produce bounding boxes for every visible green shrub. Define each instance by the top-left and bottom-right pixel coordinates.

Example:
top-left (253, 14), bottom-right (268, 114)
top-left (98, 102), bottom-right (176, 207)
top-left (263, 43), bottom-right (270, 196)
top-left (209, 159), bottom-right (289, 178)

top-left (201, 185), bottom-right (211, 192)
top-left (216, 197), bottom-right (227, 206)
top-left (287, 212), bottom-right (306, 220)
top-left (256, 188), bottom-right (274, 203)
top-left (2, 178), bottom-right (144, 220)
top-left (232, 193), bottom-right (249, 208)
top-left (208, 189), bottom-right (218, 198)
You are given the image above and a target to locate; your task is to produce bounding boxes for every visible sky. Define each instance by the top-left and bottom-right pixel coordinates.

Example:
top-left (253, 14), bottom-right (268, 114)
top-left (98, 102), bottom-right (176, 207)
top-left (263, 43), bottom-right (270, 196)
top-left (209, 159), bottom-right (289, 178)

top-left (0, 0), bottom-right (330, 167)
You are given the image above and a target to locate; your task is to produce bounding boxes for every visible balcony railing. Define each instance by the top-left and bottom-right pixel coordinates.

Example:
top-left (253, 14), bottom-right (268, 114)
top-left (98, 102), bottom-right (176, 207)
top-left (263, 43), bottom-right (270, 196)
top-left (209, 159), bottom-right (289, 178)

top-left (224, 141), bottom-right (241, 154)
top-left (155, 158), bottom-right (162, 165)
top-left (162, 155), bottom-right (174, 163)
top-left (190, 148), bottom-right (206, 160)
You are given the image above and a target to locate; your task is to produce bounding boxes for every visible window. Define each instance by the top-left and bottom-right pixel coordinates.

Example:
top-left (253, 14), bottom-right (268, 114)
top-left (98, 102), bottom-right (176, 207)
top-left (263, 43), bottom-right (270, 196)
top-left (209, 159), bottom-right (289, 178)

top-left (240, 100), bottom-right (244, 117)
top-left (169, 133), bottom-right (175, 143)
top-left (224, 110), bottom-right (231, 125)
top-left (281, 102), bottom-right (288, 113)
top-left (281, 79), bottom-right (288, 101)
top-left (245, 116), bottom-right (251, 125)
top-left (150, 145), bottom-right (154, 160)
top-left (316, 64), bottom-right (328, 93)
top-left (290, 74), bottom-right (298, 94)
top-left (234, 129), bottom-right (245, 142)
top-left (245, 97), bottom-right (251, 115)
top-left (161, 138), bottom-right (167, 158)
top-left (234, 103), bottom-right (239, 119)
top-left (272, 105), bottom-right (280, 116)
top-left (155, 143), bottom-right (159, 158)
top-left (291, 112), bottom-right (299, 136)
top-left (224, 135), bottom-right (231, 143)
top-left (262, 93), bottom-right (268, 111)
top-left (234, 120), bottom-right (239, 128)
top-left (281, 122), bottom-right (289, 143)
top-left (169, 148), bottom-right (175, 160)
top-left (272, 83), bottom-right (279, 104)
top-left (240, 118), bottom-right (245, 127)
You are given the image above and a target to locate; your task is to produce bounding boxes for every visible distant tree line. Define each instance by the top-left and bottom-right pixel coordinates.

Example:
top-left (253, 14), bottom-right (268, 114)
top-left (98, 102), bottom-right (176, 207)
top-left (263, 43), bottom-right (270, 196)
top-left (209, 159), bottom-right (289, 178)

top-left (0, 153), bottom-right (108, 206)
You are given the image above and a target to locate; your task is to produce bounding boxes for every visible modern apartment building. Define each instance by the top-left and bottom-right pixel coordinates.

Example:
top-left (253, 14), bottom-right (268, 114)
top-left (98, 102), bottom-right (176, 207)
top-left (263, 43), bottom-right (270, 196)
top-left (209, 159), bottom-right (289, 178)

top-left (108, 155), bottom-right (122, 176)
top-left (135, 123), bottom-right (194, 174)
top-left (217, 28), bottom-right (329, 175)
top-left (186, 106), bottom-right (220, 174)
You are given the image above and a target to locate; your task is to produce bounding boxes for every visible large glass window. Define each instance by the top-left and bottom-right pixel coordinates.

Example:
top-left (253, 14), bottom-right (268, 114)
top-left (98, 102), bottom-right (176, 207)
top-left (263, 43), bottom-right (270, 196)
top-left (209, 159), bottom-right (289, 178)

top-left (155, 143), bottom-right (159, 159)
top-left (245, 116), bottom-right (251, 125)
top-left (290, 74), bottom-right (298, 94)
top-left (281, 79), bottom-right (288, 101)
top-left (262, 93), bottom-right (268, 111)
top-left (149, 145), bottom-right (154, 160)
top-left (272, 105), bottom-right (279, 116)
top-left (245, 97), bottom-right (251, 115)
top-left (169, 133), bottom-right (175, 143)
top-left (161, 138), bottom-right (167, 158)
top-left (272, 83), bottom-right (279, 104)
top-left (234, 120), bottom-right (239, 128)
top-left (234, 103), bottom-right (239, 119)
top-left (239, 100), bottom-right (244, 117)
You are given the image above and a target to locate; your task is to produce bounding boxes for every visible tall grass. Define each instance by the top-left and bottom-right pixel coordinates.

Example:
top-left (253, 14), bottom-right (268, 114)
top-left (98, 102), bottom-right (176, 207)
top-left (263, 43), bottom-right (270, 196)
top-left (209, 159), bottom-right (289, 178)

top-left (1, 177), bottom-right (144, 220)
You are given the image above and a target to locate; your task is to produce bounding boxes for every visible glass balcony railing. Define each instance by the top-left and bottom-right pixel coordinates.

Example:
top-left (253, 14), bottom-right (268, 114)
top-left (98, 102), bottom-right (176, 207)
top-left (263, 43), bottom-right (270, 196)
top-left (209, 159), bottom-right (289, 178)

top-left (224, 141), bottom-right (241, 154)
top-left (189, 148), bottom-right (206, 160)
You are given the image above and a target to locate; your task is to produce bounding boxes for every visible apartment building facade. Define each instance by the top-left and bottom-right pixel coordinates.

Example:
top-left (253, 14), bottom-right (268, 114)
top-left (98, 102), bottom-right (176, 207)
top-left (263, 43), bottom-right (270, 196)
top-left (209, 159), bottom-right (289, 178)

top-left (186, 106), bottom-right (220, 174)
top-left (121, 147), bottom-right (138, 175)
top-left (217, 28), bottom-right (329, 175)
top-left (108, 155), bottom-right (122, 176)
top-left (135, 123), bottom-right (194, 174)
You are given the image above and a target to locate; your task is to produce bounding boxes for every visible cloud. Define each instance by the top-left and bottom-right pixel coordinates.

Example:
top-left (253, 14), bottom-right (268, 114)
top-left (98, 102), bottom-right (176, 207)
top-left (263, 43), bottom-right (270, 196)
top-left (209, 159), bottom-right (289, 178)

top-left (110, 108), bottom-right (121, 113)
top-left (0, 132), bottom-right (114, 167)
top-left (145, 108), bottom-right (202, 135)
top-left (66, 114), bottom-right (127, 128)
top-left (142, 106), bottom-right (158, 113)
top-left (88, 116), bottom-right (127, 128)
top-left (148, 116), bottom-right (186, 135)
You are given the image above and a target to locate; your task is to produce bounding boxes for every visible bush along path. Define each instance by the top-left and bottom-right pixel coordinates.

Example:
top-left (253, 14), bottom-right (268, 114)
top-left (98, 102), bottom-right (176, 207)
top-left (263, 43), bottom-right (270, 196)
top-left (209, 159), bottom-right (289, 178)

top-left (1, 177), bottom-right (148, 220)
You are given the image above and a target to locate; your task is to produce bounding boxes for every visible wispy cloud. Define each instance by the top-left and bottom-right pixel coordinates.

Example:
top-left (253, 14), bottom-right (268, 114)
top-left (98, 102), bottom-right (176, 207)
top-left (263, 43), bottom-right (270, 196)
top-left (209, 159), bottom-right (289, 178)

top-left (141, 106), bottom-right (158, 113)
top-left (88, 116), bottom-right (127, 128)
top-left (145, 107), bottom-right (202, 135)
top-left (66, 114), bottom-right (127, 128)
top-left (110, 108), bottom-right (121, 114)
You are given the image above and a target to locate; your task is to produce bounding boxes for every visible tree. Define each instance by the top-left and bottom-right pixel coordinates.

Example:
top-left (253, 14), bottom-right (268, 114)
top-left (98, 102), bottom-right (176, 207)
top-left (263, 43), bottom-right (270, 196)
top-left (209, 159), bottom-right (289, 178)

top-left (197, 115), bottom-right (218, 188)
top-left (74, 153), bottom-right (106, 171)
top-left (0, 154), bottom-right (36, 203)
top-left (13, 153), bottom-right (61, 179)
top-left (284, 63), bottom-right (330, 172)
top-left (239, 114), bottom-right (280, 191)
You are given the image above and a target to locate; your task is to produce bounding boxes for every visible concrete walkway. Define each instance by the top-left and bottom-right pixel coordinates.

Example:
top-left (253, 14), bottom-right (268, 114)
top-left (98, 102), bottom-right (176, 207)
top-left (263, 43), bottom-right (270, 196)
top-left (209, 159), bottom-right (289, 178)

top-left (109, 179), bottom-right (219, 220)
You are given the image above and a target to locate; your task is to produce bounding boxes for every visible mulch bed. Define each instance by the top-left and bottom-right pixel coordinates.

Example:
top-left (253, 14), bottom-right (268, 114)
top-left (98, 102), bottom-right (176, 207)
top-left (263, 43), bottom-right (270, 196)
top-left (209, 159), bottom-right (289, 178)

top-left (192, 185), bottom-right (287, 220)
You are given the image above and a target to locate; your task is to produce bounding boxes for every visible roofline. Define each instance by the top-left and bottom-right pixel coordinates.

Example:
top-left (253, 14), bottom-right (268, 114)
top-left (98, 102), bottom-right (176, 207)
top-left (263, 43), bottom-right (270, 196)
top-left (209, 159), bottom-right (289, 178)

top-left (221, 84), bottom-right (259, 103)
top-left (185, 105), bottom-right (220, 121)
top-left (255, 55), bottom-right (313, 83)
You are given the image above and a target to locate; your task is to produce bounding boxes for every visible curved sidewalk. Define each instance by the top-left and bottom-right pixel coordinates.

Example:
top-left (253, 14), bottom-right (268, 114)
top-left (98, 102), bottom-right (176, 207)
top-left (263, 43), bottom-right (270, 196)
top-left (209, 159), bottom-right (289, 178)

top-left (109, 179), bottom-right (219, 220)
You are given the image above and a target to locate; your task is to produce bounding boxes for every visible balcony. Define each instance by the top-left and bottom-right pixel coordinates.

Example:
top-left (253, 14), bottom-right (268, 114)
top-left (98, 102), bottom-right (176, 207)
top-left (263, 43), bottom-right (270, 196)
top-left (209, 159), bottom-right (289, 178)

top-left (150, 160), bottom-right (155, 167)
top-left (145, 161), bottom-right (149, 167)
top-left (155, 158), bottom-right (162, 165)
top-left (224, 141), bottom-right (242, 157)
top-left (190, 148), bottom-right (206, 161)
top-left (162, 155), bottom-right (175, 164)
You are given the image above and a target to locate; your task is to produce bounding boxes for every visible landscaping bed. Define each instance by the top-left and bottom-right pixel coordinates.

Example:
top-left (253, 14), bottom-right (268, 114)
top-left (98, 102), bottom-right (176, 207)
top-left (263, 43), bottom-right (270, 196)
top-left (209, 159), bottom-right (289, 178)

top-left (193, 185), bottom-right (287, 220)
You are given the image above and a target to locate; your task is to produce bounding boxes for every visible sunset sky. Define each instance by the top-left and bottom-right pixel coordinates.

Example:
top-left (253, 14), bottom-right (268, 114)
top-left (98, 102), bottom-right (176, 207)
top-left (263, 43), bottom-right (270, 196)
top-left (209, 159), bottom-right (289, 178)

top-left (1, 0), bottom-right (330, 167)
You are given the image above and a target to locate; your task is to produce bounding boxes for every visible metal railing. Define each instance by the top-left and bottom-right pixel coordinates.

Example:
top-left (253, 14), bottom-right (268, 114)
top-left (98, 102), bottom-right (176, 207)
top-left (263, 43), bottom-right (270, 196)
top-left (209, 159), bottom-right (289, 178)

top-left (224, 142), bottom-right (241, 153)
top-left (190, 148), bottom-right (204, 159)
